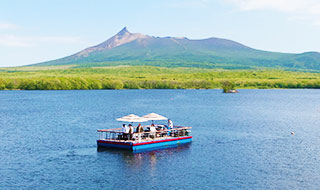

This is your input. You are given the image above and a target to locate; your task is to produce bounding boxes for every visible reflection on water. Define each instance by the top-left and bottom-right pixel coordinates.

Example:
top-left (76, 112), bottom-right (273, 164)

top-left (96, 143), bottom-right (192, 187)
top-left (97, 144), bottom-right (191, 171)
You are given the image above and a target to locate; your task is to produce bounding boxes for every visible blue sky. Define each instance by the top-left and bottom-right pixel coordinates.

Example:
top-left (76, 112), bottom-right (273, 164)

top-left (1, 0), bottom-right (320, 67)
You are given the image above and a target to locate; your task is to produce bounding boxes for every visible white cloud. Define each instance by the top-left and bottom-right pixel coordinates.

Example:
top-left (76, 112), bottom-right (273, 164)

top-left (0, 34), bottom-right (31, 47)
top-left (225, 0), bottom-right (320, 26)
top-left (0, 34), bottom-right (82, 47)
top-left (0, 22), bottom-right (20, 30)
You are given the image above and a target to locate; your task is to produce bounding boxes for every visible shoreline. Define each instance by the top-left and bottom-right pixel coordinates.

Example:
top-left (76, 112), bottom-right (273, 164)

top-left (0, 88), bottom-right (319, 91)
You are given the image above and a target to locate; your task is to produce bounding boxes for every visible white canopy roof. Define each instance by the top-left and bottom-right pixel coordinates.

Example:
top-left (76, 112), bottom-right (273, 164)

top-left (116, 114), bottom-right (148, 122)
top-left (142, 113), bottom-right (168, 121)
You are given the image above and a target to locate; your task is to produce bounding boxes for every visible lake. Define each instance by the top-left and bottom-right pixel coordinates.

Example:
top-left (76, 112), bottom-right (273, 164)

top-left (1, 89), bottom-right (320, 189)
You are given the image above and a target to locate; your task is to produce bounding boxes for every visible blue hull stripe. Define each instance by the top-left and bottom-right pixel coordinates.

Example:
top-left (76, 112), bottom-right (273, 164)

top-left (97, 138), bottom-right (192, 151)
top-left (133, 138), bottom-right (192, 151)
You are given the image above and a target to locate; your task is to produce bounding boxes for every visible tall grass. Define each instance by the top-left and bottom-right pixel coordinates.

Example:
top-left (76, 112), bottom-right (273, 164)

top-left (0, 66), bottom-right (320, 90)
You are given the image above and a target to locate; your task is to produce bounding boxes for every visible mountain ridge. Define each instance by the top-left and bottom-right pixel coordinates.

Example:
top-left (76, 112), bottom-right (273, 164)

top-left (35, 27), bottom-right (320, 71)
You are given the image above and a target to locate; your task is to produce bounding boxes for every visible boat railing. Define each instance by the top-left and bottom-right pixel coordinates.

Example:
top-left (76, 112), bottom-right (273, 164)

top-left (97, 126), bottom-right (192, 142)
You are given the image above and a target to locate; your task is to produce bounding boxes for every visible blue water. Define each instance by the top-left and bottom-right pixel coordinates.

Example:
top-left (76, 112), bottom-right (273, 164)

top-left (1, 89), bottom-right (320, 189)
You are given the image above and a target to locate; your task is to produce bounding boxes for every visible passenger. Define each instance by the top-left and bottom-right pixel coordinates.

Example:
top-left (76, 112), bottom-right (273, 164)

top-left (150, 123), bottom-right (156, 139)
top-left (168, 119), bottom-right (174, 129)
top-left (122, 124), bottom-right (128, 140)
top-left (136, 123), bottom-right (144, 133)
top-left (128, 124), bottom-right (134, 140)
top-left (167, 119), bottom-right (174, 136)
top-left (136, 123), bottom-right (144, 142)
top-left (150, 123), bottom-right (156, 131)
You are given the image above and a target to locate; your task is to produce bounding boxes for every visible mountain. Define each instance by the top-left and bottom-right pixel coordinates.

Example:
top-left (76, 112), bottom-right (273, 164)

top-left (35, 27), bottom-right (320, 71)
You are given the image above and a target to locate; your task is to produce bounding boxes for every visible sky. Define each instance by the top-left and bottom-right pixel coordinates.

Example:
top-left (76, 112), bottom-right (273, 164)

top-left (1, 0), bottom-right (320, 67)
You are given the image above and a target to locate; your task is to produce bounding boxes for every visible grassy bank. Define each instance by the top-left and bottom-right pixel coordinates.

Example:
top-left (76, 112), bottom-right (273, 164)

top-left (1, 66), bottom-right (320, 90)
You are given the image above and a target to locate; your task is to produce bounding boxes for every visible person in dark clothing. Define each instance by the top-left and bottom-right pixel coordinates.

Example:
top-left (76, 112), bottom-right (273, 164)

top-left (136, 123), bottom-right (144, 142)
top-left (128, 124), bottom-right (134, 140)
top-left (136, 123), bottom-right (144, 133)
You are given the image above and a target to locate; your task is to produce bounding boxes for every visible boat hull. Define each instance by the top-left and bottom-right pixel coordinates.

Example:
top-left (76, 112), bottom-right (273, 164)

top-left (97, 136), bottom-right (192, 151)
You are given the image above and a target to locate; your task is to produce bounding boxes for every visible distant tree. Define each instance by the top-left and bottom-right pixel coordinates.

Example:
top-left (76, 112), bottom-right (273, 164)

top-left (221, 80), bottom-right (236, 93)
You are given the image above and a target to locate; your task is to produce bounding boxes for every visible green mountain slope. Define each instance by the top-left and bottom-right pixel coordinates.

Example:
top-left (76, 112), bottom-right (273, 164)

top-left (35, 27), bottom-right (320, 71)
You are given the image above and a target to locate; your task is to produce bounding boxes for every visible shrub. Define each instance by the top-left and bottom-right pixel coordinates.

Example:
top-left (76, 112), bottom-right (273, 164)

top-left (221, 80), bottom-right (236, 93)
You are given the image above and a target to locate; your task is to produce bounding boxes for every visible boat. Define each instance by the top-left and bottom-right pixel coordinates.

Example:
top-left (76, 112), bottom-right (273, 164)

top-left (226, 89), bottom-right (239, 93)
top-left (97, 113), bottom-right (192, 151)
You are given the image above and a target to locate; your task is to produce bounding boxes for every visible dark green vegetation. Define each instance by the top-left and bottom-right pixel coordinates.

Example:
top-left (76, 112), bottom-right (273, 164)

top-left (1, 66), bottom-right (320, 90)
top-left (221, 81), bottom-right (237, 93)
top-left (35, 27), bottom-right (320, 72)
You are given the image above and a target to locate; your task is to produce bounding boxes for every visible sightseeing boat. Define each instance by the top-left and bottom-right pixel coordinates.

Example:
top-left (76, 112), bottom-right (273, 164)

top-left (97, 113), bottom-right (192, 151)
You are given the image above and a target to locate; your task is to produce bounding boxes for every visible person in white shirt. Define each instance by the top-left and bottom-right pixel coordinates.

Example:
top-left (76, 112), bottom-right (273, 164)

top-left (150, 124), bottom-right (156, 132)
top-left (167, 119), bottom-right (173, 136)
top-left (168, 119), bottom-right (173, 129)
top-left (122, 124), bottom-right (128, 140)
top-left (150, 123), bottom-right (156, 139)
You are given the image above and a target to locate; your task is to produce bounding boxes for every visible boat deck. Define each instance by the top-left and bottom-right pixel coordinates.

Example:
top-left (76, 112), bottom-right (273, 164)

top-left (97, 126), bottom-right (192, 150)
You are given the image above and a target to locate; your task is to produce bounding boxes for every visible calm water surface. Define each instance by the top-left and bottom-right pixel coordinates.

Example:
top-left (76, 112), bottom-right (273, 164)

top-left (1, 89), bottom-right (320, 189)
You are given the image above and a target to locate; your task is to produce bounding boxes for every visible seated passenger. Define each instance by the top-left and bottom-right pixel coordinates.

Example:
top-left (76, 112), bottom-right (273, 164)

top-left (150, 123), bottom-right (156, 138)
top-left (150, 123), bottom-right (156, 131)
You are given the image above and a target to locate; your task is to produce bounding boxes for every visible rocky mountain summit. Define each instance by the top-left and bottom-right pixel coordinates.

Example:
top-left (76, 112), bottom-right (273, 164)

top-left (76, 27), bottom-right (150, 57)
